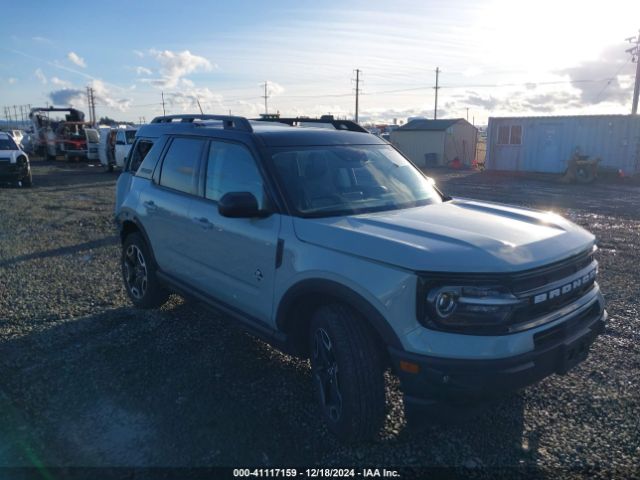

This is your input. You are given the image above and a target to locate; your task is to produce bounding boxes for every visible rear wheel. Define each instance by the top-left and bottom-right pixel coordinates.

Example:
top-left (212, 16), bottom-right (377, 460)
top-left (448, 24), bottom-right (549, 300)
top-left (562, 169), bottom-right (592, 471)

top-left (309, 304), bottom-right (386, 442)
top-left (121, 232), bottom-right (169, 309)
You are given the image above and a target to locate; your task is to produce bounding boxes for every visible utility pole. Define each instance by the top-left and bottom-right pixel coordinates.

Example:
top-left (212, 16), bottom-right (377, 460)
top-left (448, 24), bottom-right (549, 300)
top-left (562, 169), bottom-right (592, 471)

top-left (627, 30), bottom-right (640, 114)
top-left (161, 91), bottom-right (166, 116)
top-left (466, 107), bottom-right (469, 121)
top-left (86, 87), bottom-right (92, 124)
top-left (354, 68), bottom-right (361, 123)
top-left (91, 88), bottom-right (97, 126)
top-left (261, 81), bottom-right (269, 114)
top-left (13, 106), bottom-right (18, 129)
top-left (434, 67), bottom-right (440, 120)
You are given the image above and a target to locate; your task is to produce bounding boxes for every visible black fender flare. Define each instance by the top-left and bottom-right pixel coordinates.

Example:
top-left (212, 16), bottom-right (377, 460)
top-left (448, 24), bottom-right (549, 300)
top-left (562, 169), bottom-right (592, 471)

top-left (276, 278), bottom-right (403, 350)
top-left (117, 215), bottom-right (160, 267)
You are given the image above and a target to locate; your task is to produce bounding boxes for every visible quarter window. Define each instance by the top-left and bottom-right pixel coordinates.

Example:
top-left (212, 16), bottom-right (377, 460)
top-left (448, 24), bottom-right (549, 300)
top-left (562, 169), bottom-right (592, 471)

top-left (127, 139), bottom-right (154, 173)
top-left (159, 137), bottom-right (204, 194)
top-left (205, 141), bottom-right (265, 208)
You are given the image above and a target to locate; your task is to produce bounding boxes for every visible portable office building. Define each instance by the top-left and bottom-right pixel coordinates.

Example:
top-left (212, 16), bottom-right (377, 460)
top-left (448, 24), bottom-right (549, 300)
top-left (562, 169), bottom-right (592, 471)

top-left (486, 114), bottom-right (640, 174)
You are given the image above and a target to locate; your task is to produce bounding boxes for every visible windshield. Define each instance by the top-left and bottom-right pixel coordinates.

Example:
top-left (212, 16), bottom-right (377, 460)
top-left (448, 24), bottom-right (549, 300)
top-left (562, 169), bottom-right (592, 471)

top-left (270, 145), bottom-right (442, 217)
top-left (125, 130), bottom-right (137, 144)
top-left (0, 138), bottom-right (18, 150)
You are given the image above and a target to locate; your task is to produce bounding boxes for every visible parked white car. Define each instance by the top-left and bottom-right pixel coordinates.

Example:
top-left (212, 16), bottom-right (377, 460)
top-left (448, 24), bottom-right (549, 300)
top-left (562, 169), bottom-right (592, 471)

top-left (0, 132), bottom-right (32, 186)
top-left (115, 127), bottom-right (137, 168)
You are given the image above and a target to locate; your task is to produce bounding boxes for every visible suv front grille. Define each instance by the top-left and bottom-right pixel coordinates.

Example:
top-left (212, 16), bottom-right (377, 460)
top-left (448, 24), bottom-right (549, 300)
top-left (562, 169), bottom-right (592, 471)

top-left (507, 248), bottom-right (596, 295)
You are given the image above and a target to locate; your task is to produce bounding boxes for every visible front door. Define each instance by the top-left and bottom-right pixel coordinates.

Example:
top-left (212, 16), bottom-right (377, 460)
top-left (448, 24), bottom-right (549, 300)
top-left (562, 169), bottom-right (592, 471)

top-left (188, 139), bottom-right (280, 325)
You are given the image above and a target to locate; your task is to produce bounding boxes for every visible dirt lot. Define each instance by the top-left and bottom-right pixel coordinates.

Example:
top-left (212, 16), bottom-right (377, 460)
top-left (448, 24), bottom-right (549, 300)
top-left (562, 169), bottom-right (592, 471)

top-left (0, 160), bottom-right (638, 477)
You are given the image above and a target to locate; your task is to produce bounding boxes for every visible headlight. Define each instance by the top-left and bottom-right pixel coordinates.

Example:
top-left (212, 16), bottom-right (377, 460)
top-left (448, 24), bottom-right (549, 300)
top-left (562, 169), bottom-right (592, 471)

top-left (422, 284), bottom-right (524, 333)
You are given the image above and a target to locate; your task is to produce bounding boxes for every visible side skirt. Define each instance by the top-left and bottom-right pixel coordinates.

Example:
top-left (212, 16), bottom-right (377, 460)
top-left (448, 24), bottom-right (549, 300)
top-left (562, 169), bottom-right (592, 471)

top-left (156, 271), bottom-right (292, 353)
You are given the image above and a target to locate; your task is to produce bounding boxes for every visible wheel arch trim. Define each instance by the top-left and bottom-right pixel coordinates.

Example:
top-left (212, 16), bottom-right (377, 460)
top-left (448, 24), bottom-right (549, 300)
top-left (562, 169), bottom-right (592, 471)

top-left (276, 278), bottom-right (403, 350)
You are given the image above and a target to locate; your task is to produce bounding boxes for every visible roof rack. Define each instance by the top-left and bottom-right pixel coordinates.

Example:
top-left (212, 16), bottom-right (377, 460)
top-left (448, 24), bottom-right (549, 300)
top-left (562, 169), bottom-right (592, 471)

top-left (254, 115), bottom-right (368, 133)
top-left (150, 114), bottom-right (253, 132)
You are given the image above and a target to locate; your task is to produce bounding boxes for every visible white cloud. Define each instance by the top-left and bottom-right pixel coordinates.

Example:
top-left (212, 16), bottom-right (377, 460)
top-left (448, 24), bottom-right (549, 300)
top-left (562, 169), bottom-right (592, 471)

top-left (32, 36), bottom-right (52, 44)
top-left (51, 77), bottom-right (71, 87)
top-left (164, 87), bottom-right (223, 112)
top-left (146, 49), bottom-right (213, 88)
top-left (49, 88), bottom-right (84, 106)
top-left (266, 81), bottom-right (285, 96)
top-left (7, 77), bottom-right (17, 84)
top-left (561, 43), bottom-right (634, 105)
top-left (135, 66), bottom-right (153, 76)
top-left (132, 49), bottom-right (145, 58)
top-left (67, 51), bottom-right (86, 68)
top-left (48, 79), bottom-right (132, 112)
top-left (90, 79), bottom-right (132, 112)
top-left (35, 68), bottom-right (47, 84)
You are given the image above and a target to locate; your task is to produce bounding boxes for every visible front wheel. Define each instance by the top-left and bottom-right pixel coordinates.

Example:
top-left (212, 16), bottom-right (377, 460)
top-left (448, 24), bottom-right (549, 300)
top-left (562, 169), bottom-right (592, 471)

top-left (21, 172), bottom-right (33, 187)
top-left (309, 304), bottom-right (386, 442)
top-left (121, 233), bottom-right (169, 309)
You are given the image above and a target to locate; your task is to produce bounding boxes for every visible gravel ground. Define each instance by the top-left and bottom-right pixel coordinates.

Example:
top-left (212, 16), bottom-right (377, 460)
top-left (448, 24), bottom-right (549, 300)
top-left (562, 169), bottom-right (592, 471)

top-left (0, 160), bottom-right (638, 477)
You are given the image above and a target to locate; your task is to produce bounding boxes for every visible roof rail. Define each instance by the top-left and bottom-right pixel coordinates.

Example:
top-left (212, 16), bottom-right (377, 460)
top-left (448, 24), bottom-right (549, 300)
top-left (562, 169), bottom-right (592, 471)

top-left (150, 114), bottom-right (253, 132)
top-left (253, 116), bottom-right (369, 133)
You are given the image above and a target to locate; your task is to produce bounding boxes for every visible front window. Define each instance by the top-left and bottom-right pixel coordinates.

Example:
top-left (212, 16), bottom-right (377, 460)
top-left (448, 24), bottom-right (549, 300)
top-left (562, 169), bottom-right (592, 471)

top-left (270, 145), bottom-right (442, 217)
top-left (205, 141), bottom-right (266, 209)
top-left (125, 130), bottom-right (137, 144)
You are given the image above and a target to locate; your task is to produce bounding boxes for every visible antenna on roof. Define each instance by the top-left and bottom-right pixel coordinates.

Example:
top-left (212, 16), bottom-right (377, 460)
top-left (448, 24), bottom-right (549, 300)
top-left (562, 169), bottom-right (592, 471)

top-left (196, 98), bottom-right (204, 115)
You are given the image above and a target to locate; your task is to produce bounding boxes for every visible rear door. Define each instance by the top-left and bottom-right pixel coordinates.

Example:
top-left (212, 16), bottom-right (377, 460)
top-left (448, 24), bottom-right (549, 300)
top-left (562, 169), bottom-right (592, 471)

top-left (138, 136), bottom-right (206, 281)
top-left (85, 129), bottom-right (100, 160)
top-left (188, 139), bottom-right (281, 324)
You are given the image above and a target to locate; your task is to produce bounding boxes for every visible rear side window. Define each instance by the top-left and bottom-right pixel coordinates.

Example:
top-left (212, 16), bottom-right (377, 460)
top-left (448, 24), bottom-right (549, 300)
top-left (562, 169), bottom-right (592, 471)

top-left (159, 137), bottom-right (204, 194)
top-left (127, 139), bottom-right (154, 173)
top-left (205, 141), bottom-right (265, 208)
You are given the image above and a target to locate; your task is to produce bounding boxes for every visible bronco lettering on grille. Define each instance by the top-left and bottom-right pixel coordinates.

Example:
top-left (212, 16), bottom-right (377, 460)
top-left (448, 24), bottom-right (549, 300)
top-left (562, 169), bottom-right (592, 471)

top-left (532, 268), bottom-right (597, 305)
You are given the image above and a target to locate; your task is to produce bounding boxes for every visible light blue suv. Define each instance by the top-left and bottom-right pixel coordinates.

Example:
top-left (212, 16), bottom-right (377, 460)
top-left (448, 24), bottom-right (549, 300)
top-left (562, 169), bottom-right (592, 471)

top-left (115, 114), bottom-right (607, 442)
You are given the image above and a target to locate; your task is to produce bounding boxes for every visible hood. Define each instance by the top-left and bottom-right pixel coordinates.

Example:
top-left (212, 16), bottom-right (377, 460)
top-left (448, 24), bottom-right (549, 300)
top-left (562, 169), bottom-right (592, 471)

top-left (293, 199), bottom-right (595, 273)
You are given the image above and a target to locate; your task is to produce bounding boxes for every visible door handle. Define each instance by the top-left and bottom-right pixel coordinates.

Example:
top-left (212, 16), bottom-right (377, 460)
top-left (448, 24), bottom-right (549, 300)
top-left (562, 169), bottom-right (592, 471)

top-left (192, 217), bottom-right (213, 229)
top-left (143, 200), bottom-right (157, 212)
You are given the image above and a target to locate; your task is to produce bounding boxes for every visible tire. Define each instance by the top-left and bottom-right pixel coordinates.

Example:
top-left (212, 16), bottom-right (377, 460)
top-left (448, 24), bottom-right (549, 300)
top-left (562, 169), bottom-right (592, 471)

top-left (21, 172), bottom-right (33, 187)
top-left (121, 232), bottom-right (169, 309)
top-left (576, 166), bottom-right (594, 184)
top-left (309, 304), bottom-right (386, 442)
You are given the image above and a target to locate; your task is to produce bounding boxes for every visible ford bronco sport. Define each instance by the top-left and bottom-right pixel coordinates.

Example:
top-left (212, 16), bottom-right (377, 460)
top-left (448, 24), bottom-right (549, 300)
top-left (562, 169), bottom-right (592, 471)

top-left (115, 114), bottom-right (606, 442)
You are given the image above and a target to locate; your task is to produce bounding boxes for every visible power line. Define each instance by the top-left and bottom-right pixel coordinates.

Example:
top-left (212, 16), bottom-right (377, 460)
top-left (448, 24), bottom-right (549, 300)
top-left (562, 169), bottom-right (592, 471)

top-left (593, 59), bottom-right (632, 104)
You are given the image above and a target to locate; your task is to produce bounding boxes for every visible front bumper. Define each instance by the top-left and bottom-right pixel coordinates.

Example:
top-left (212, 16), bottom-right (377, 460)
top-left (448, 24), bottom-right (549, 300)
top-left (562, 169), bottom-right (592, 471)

top-left (391, 302), bottom-right (607, 408)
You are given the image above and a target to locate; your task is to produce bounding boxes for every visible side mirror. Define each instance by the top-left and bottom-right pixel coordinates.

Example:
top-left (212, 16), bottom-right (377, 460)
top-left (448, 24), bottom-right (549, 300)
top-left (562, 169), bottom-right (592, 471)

top-left (218, 192), bottom-right (267, 218)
